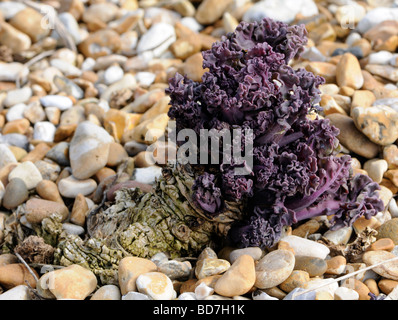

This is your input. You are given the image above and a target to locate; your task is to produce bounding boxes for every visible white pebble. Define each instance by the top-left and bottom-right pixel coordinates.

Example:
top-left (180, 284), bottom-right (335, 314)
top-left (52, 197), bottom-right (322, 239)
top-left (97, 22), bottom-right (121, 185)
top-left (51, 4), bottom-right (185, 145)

top-left (104, 65), bottom-right (124, 85)
top-left (280, 235), bottom-right (330, 259)
top-left (5, 103), bottom-right (27, 122)
top-left (252, 291), bottom-right (279, 300)
top-left (136, 22), bottom-right (176, 57)
top-left (389, 198), bottom-right (398, 218)
top-left (334, 286), bottom-right (359, 300)
top-left (50, 59), bottom-right (82, 77)
top-left (178, 292), bottom-right (197, 300)
top-left (62, 223), bottom-right (85, 236)
top-left (135, 72), bottom-right (156, 87)
top-left (4, 87), bottom-right (32, 107)
top-left (195, 283), bottom-right (214, 300)
top-left (133, 166), bottom-right (163, 185)
top-left (0, 285), bottom-right (30, 300)
top-left (58, 175), bottom-right (97, 198)
top-left (368, 51), bottom-right (394, 65)
top-left (8, 161), bottom-right (43, 190)
top-left (81, 57), bottom-right (96, 71)
top-left (40, 95), bottom-right (73, 111)
top-left (122, 292), bottom-right (151, 300)
top-left (33, 121), bottom-right (56, 142)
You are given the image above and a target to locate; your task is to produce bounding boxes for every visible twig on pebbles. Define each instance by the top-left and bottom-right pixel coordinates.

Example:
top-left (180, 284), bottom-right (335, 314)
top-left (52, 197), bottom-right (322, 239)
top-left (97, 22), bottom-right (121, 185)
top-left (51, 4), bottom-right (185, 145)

top-left (14, 251), bottom-right (39, 284)
top-left (292, 255), bottom-right (398, 300)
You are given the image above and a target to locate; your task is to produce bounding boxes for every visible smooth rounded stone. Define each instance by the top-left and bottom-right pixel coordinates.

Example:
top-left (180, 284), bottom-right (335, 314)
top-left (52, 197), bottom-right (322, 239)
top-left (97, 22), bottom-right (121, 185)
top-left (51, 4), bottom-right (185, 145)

top-left (118, 257), bottom-right (158, 295)
top-left (0, 285), bottom-right (30, 300)
top-left (34, 160), bottom-right (61, 182)
top-left (334, 286), bottom-right (359, 300)
top-left (195, 282), bottom-right (214, 300)
top-left (2, 178), bottom-right (28, 210)
top-left (157, 260), bottom-right (191, 281)
top-left (194, 0), bottom-right (231, 25)
top-left (254, 249), bottom-right (295, 289)
top-left (368, 51), bottom-right (394, 65)
top-left (62, 223), bottom-right (85, 236)
top-left (0, 2), bottom-right (26, 19)
top-left (55, 12), bottom-right (82, 45)
top-left (0, 264), bottom-right (38, 289)
top-left (195, 258), bottom-right (230, 279)
top-left (341, 278), bottom-right (370, 300)
top-left (335, 53), bottom-right (363, 89)
top-left (377, 218), bottom-right (398, 244)
top-left (362, 250), bottom-right (398, 280)
top-left (132, 166), bottom-right (162, 185)
top-left (325, 256), bottom-right (347, 275)
top-left (352, 105), bottom-right (398, 146)
top-left (378, 279), bottom-right (398, 295)
top-left (69, 121), bottom-right (113, 180)
top-left (229, 247), bottom-right (263, 264)
top-left (104, 65), bottom-right (124, 85)
top-left (252, 290), bottom-right (279, 300)
top-left (8, 161), bottom-right (42, 190)
top-left (389, 198), bottom-right (398, 218)
top-left (40, 95), bottom-right (73, 111)
top-left (322, 226), bottom-right (353, 245)
top-left (363, 159), bottom-right (388, 183)
top-left (326, 113), bottom-right (380, 159)
top-left (60, 106), bottom-right (85, 126)
top-left (136, 272), bottom-right (174, 300)
top-left (70, 193), bottom-right (88, 227)
top-left (78, 29), bottom-right (122, 59)
top-left (58, 175), bottom-right (97, 198)
top-left (106, 142), bottom-right (128, 167)
top-left (50, 59), bottom-right (82, 77)
top-left (90, 285), bottom-right (121, 300)
top-left (279, 270), bottom-right (310, 293)
top-left (136, 23), bottom-right (176, 58)
top-left (122, 291), bottom-right (151, 300)
top-left (243, 0), bottom-right (318, 24)
top-left (294, 256), bottom-right (327, 277)
top-left (46, 142), bottom-right (70, 167)
top-left (0, 20), bottom-right (31, 53)
top-left (3, 87), bottom-right (32, 108)
top-left (5, 103), bottom-right (27, 122)
top-left (0, 254), bottom-right (18, 267)
top-left (178, 292), bottom-right (197, 300)
top-left (32, 121), bottom-right (56, 143)
top-left (0, 144), bottom-right (17, 168)
top-left (36, 180), bottom-right (64, 204)
top-left (198, 247), bottom-right (218, 261)
top-left (25, 198), bottom-right (69, 224)
top-left (135, 72), bottom-right (156, 88)
top-left (303, 278), bottom-right (339, 297)
top-left (42, 264), bottom-right (97, 300)
top-left (357, 7), bottom-right (398, 34)
top-left (368, 238), bottom-right (395, 252)
top-left (54, 76), bottom-right (84, 100)
top-left (214, 255), bottom-right (256, 297)
top-left (283, 287), bottom-right (315, 300)
top-left (150, 252), bottom-right (169, 267)
top-left (9, 7), bottom-right (50, 42)
top-left (280, 235), bottom-right (330, 259)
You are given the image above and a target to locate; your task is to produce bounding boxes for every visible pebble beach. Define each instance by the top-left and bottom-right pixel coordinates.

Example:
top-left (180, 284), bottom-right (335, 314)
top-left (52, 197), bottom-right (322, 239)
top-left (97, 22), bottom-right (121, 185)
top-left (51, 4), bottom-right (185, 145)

top-left (2, 0), bottom-right (398, 302)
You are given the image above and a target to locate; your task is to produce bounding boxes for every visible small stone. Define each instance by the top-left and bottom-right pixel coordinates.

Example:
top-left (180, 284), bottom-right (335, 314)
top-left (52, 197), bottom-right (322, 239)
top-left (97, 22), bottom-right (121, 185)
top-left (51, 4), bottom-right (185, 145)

top-left (334, 286), bottom-right (359, 300)
top-left (305, 62), bottom-right (336, 83)
top-left (25, 198), bottom-right (69, 224)
top-left (195, 0), bottom-right (232, 25)
top-left (69, 121), bottom-right (113, 179)
top-left (177, 52), bottom-right (207, 82)
top-left (363, 159), bottom-right (388, 183)
top-left (3, 87), bottom-right (32, 108)
top-left (352, 105), bottom-right (398, 146)
top-left (21, 143), bottom-right (51, 163)
top-left (8, 161), bottom-right (42, 190)
top-left (118, 257), bottom-right (157, 295)
top-left (362, 250), bottom-right (398, 280)
top-left (78, 29), bottom-right (121, 59)
top-left (122, 292), bottom-right (151, 300)
top-left (0, 264), bottom-right (38, 290)
top-left (214, 255), bottom-right (256, 297)
top-left (368, 238), bottom-right (395, 252)
top-left (351, 90), bottom-right (376, 112)
top-left (378, 279), bottom-right (398, 295)
top-left (292, 219), bottom-right (321, 238)
top-left (252, 290), bottom-right (279, 300)
top-left (195, 258), bottom-right (230, 279)
top-left (58, 175), bottom-right (97, 198)
top-left (0, 285), bottom-right (30, 300)
top-left (0, 21), bottom-right (31, 53)
top-left (198, 247), bottom-right (218, 261)
top-left (279, 270), bottom-right (310, 293)
top-left (383, 144), bottom-right (398, 169)
top-left (90, 285), bottom-right (121, 300)
top-left (46, 142), bottom-right (70, 167)
top-left (36, 179), bottom-right (64, 205)
top-left (229, 247), bottom-right (263, 264)
top-left (43, 264), bottom-right (97, 300)
top-left (364, 278), bottom-right (379, 296)
top-left (104, 65), bottom-right (124, 85)
top-left (0, 144), bottom-right (17, 168)
top-left (33, 121), bottom-right (56, 143)
top-left (9, 7), bottom-right (50, 42)
top-left (378, 185), bottom-right (394, 208)
top-left (40, 95), bottom-right (73, 111)
top-left (70, 193), bottom-right (88, 227)
top-left (341, 278), bottom-right (370, 300)
top-left (136, 272), bottom-right (174, 300)
top-left (62, 223), bottom-right (85, 236)
top-left (157, 260), bottom-right (192, 281)
top-left (336, 53), bottom-right (363, 89)
top-left (282, 287), bottom-right (315, 300)
top-left (376, 218), bottom-right (398, 244)
top-left (2, 178), bottom-right (28, 210)
top-left (34, 159), bottom-right (61, 182)
top-left (136, 23), bottom-right (176, 58)
top-left (0, 62), bottom-right (28, 82)
top-left (255, 249), bottom-right (295, 289)
top-left (294, 256), bottom-right (327, 277)
top-left (280, 235), bottom-right (330, 259)
top-left (106, 142), bottom-right (128, 167)
top-left (323, 227), bottom-right (353, 245)
top-left (353, 216), bottom-right (381, 234)
top-left (195, 275), bottom-right (221, 290)
top-left (195, 282), bottom-right (214, 300)
top-left (326, 113), bottom-right (380, 159)
top-left (0, 254), bottom-right (18, 267)
top-left (325, 256), bottom-right (347, 275)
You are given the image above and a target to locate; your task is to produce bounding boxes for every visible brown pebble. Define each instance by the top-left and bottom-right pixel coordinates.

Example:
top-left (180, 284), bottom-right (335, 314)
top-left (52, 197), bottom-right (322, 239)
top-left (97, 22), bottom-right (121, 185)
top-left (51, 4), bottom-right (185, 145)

top-left (70, 193), bottom-right (89, 227)
top-left (325, 256), bottom-right (347, 275)
top-left (36, 180), bottom-right (64, 205)
top-left (179, 279), bottom-right (197, 293)
top-left (364, 278), bottom-right (379, 296)
top-left (0, 263), bottom-right (38, 289)
top-left (378, 279), bottom-right (398, 295)
top-left (279, 270), bottom-right (310, 293)
top-left (368, 238), bottom-right (395, 252)
top-left (341, 278), bottom-right (370, 300)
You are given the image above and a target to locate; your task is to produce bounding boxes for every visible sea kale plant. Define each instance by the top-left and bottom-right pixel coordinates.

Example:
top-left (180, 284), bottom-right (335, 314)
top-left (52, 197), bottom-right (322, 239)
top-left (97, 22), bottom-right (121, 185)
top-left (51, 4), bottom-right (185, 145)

top-left (166, 17), bottom-right (384, 249)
